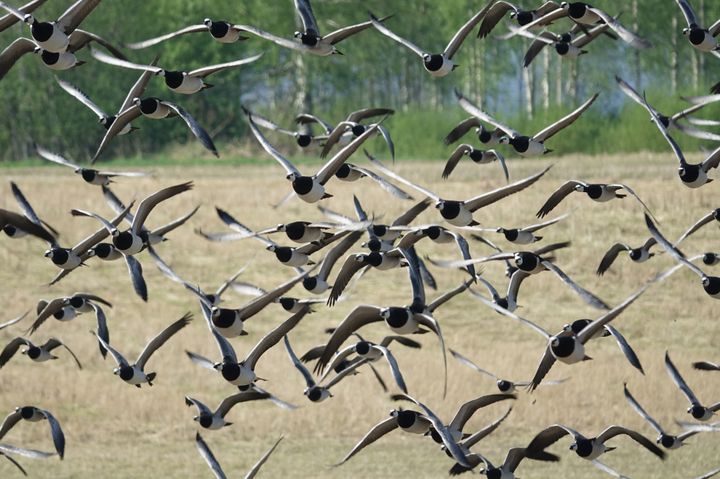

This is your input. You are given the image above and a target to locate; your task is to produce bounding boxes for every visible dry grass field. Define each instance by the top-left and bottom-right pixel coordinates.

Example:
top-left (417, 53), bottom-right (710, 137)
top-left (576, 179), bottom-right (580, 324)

top-left (0, 152), bottom-right (719, 478)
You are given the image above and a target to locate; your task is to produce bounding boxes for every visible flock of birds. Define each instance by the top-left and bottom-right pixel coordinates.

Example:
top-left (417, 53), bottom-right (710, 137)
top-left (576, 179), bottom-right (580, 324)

top-left (1, 0), bottom-right (720, 477)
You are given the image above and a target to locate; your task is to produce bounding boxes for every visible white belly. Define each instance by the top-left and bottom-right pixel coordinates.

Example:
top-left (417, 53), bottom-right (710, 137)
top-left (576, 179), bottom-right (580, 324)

top-left (692, 31), bottom-right (718, 51)
top-left (171, 75), bottom-right (205, 94)
top-left (400, 415), bottom-right (431, 434)
top-left (215, 29), bottom-right (242, 43)
top-left (681, 169), bottom-right (708, 189)
top-left (296, 181), bottom-right (326, 203)
top-left (88, 174), bottom-right (110, 186)
top-left (227, 364), bottom-right (256, 387)
top-left (292, 228), bottom-right (323, 243)
top-left (45, 52), bottom-right (78, 70)
top-left (115, 232), bottom-right (145, 255)
top-left (386, 315), bottom-right (419, 335)
top-left (144, 103), bottom-right (172, 119)
top-left (37, 25), bottom-right (69, 52)
top-left (561, 44), bottom-right (584, 58)
top-left (55, 307), bottom-right (77, 321)
top-left (376, 255), bottom-right (401, 270)
top-left (520, 140), bottom-right (546, 157)
top-left (573, 10), bottom-right (601, 25)
top-left (513, 231), bottom-right (536, 244)
top-left (337, 169), bottom-right (364, 182)
top-left (204, 415), bottom-right (227, 430)
top-left (308, 41), bottom-right (335, 56)
top-left (306, 278), bottom-right (329, 294)
top-left (125, 367), bottom-right (148, 385)
top-left (57, 252), bottom-right (82, 270)
top-left (445, 206), bottom-right (474, 227)
top-left (425, 56), bottom-right (455, 77)
top-left (5, 227), bottom-right (28, 238)
top-left (554, 338), bottom-right (586, 364)
top-left (581, 442), bottom-right (606, 461)
top-left (216, 319), bottom-right (245, 338)
top-left (431, 231), bottom-right (454, 244)
top-left (28, 349), bottom-right (54, 362)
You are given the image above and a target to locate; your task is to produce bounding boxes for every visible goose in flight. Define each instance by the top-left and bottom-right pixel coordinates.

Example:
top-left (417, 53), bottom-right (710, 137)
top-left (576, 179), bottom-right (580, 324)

top-left (456, 89), bottom-right (598, 156)
top-left (94, 313), bottom-right (192, 387)
top-left (368, 1), bottom-right (496, 77)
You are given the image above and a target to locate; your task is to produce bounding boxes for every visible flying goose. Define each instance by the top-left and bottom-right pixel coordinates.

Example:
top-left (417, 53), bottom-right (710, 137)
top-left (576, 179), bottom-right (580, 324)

top-left (456, 89), bottom-right (598, 156)
top-left (184, 391), bottom-right (272, 430)
top-left (318, 111), bottom-right (395, 161)
top-left (616, 76), bottom-right (720, 142)
top-left (467, 214), bottom-right (568, 244)
top-left (0, 406), bottom-right (65, 458)
top-left (319, 251), bottom-right (450, 393)
top-left (369, 155), bottom-right (551, 226)
top-left (0, 0), bottom-right (103, 52)
top-left (536, 180), bottom-right (656, 220)
top-left (430, 241), bottom-right (611, 310)
top-left (0, 37), bottom-right (82, 79)
top-left (148, 249), bottom-right (246, 307)
top-left (54, 65), bottom-right (156, 136)
top-left (644, 213), bottom-right (720, 300)
top-left (96, 185), bottom-right (199, 252)
top-left (0, 0), bottom-right (47, 33)
top-left (0, 337), bottom-right (81, 369)
top-left (470, 271), bottom-right (528, 312)
top-left (475, 284), bottom-right (649, 390)
top-left (391, 394), bottom-right (474, 469)
top-left (302, 230), bottom-right (363, 294)
top-left (127, 18), bottom-right (250, 49)
top-left (665, 351), bottom-right (720, 421)
top-left (449, 445), bottom-right (556, 477)
top-left (44, 201), bottom-right (131, 277)
top-left (284, 335), bottom-right (379, 402)
top-left (450, 349), bottom-right (567, 393)
top-left (644, 92), bottom-right (720, 188)
top-left (202, 268), bottom-right (311, 338)
top-left (316, 336), bottom-right (409, 393)
top-left (242, 108), bottom-right (328, 149)
top-left (518, 2), bottom-right (652, 49)
top-left (674, 0), bottom-right (720, 54)
top-left (0, 207), bottom-right (55, 245)
top-left (416, 393), bottom-right (516, 445)
top-left (444, 119), bottom-right (505, 147)
top-left (512, 21), bottom-right (614, 67)
top-left (197, 208), bottom-right (348, 267)
top-left (596, 238), bottom-right (657, 275)
top-left (93, 313), bottom-right (192, 387)
top-left (29, 294), bottom-right (111, 356)
top-left (36, 146), bottom-right (147, 186)
top-left (91, 48), bottom-right (262, 95)
top-left (477, 1), bottom-right (562, 38)
top-left (91, 96), bottom-right (217, 162)
top-left (368, 2), bottom-right (496, 77)
top-left (624, 383), bottom-right (702, 449)
top-left (3, 181), bottom-right (58, 241)
top-left (301, 333), bottom-right (420, 391)
top-left (348, 194), bottom-right (432, 252)
top-left (246, 110), bottom-right (381, 203)
top-left (71, 182), bottom-right (193, 257)
top-left (228, 2), bottom-right (390, 56)
top-left (195, 433), bottom-right (282, 479)
top-left (675, 208), bottom-right (720, 246)
top-left (189, 302), bottom-right (311, 388)
top-left (442, 144), bottom-right (507, 181)
top-left (526, 423), bottom-right (665, 462)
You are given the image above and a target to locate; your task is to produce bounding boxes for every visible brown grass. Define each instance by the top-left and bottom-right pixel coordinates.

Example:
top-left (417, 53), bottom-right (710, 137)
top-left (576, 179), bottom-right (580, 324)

top-left (1, 152), bottom-right (719, 478)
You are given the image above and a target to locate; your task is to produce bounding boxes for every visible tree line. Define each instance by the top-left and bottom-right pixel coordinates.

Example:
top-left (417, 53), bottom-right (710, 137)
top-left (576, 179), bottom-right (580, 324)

top-left (0, 0), bottom-right (719, 162)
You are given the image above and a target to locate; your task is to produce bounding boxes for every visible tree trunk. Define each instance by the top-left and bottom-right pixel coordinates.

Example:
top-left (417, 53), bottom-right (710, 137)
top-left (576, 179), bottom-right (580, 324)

top-left (542, 48), bottom-right (550, 110)
top-left (632, 0), bottom-right (641, 86)
top-left (671, 16), bottom-right (678, 94)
